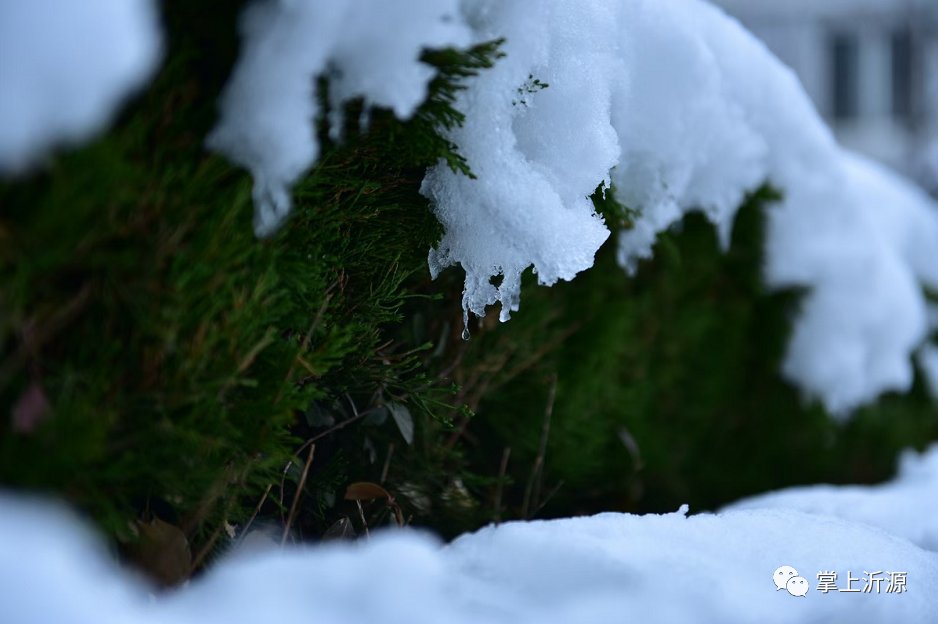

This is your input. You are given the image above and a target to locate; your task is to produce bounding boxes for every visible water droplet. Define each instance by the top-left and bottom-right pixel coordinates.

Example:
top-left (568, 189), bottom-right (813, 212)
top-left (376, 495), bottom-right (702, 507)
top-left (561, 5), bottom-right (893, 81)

top-left (461, 310), bottom-right (470, 341)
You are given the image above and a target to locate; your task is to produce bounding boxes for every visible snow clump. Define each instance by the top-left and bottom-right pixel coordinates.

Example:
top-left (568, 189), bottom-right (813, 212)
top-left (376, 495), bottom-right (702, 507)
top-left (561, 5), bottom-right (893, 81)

top-left (209, 0), bottom-right (938, 412)
top-left (207, 0), bottom-right (470, 237)
top-left (422, 0), bottom-right (938, 413)
top-left (0, 0), bottom-right (162, 173)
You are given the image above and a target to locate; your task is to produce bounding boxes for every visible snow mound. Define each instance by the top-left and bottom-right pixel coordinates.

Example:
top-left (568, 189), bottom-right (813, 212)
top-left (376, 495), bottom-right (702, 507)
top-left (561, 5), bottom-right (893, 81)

top-left (0, 0), bottom-right (162, 173)
top-left (207, 0), bottom-right (470, 237)
top-left (2, 491), bottom-right (937, 624)
top-left (725, 443), bottom-right (938, 551)
top-left (422, 0), bottom-right (938, 412)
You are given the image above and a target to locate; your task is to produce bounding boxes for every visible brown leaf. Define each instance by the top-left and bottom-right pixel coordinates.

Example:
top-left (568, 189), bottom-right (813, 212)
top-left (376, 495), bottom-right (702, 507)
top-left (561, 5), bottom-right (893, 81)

top-left (132, 517), bottom-right (192, 587)
top-left (344, 481), bottom-right (391, 501)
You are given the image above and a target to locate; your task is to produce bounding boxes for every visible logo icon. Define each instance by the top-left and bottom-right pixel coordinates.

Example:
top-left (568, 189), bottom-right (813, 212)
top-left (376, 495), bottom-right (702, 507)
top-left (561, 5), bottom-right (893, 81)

top-left (774, 565), bottom-right (809, 597)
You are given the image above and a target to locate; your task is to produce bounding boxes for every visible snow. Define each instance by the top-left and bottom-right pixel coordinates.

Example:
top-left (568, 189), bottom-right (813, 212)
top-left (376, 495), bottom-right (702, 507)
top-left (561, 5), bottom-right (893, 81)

top-left (207, 0), bottom-right (470, 237)
top-left (421, 1), bottom-right (617, 322)
top-left (4, 448), bottom-right (938, 624)
top-left (420, 0), bottom-right (938, 412)
top-left (726, 444), bottom-right (938, 551)
top-left (206, 0), bottom-right (938, 411)
top-left (0, 0), bottom-right (162, 173)
top-left (776, 154), bottom-right (938, 412)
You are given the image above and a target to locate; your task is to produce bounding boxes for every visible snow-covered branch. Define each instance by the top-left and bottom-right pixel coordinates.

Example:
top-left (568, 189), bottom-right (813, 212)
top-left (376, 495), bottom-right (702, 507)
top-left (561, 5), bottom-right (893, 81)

top-left (209, 0), bottom-right (938, 411)
top-left (425, 0), bottom-right (938, 412)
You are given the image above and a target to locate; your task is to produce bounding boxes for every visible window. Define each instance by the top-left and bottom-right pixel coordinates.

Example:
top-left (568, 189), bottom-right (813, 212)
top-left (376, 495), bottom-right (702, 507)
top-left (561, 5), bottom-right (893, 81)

top-left (891, 29), bottom-right (913, 121)
top-left (830, 33), bottom-right (859, 120)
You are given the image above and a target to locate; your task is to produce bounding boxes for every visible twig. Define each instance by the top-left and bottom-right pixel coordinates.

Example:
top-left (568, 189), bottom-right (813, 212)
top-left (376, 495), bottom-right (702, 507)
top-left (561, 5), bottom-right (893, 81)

top-left (521, 375), bottom-right (557, 519)
top-left (494, 446), bottom-right (511, 524)
top-left (295, 405), bottom-right (377, 454)
top-left (277, 403), bottom-right (382, 522)
top-left (355, 500), bottom-right (370, 539)
top-left (532, 480), bottom-right (564, 518)
top-left (380, 443), bottom-right (395, 484)
top-left (275, 287), bottom-right (335, 404)
top-left (0, 284), bottom-right (92, 390)
top-left (190, 522), bottom-right (224, 574)
top-left (344, 392), bottom-right (360, 417)
top-left (281, 444), bottom-right (316, 545)
top-left (238, 483), bottom-right (272, 544)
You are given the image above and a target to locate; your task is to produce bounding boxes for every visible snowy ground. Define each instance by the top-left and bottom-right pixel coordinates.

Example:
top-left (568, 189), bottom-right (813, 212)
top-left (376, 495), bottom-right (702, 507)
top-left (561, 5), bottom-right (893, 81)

top-left (2, 445), bottom-right (936, 624)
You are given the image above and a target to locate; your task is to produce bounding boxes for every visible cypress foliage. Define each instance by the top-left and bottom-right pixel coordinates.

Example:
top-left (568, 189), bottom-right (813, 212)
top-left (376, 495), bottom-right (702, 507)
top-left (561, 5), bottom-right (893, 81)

top-left (1, 2), bottom-right (935, 584)
top-left (0, 1), bottom-right (498, 576)
top-left (457, 186), bottom-right (938, 521)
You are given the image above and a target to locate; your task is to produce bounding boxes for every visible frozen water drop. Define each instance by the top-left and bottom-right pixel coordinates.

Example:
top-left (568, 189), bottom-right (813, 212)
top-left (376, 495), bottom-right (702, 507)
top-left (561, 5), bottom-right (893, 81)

top-left (461, 309), bottom-right (471, 341)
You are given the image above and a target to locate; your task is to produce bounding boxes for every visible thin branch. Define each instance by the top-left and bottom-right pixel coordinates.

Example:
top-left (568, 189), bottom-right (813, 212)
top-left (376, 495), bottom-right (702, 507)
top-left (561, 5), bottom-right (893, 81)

top-left (494, 446), bottom-right (511, 524)
top-left (355, 500), bottom-right (370, 539)
top-left (275, 287), bottom-right (335, 404)
top-left (281, 444), bottom-right (316, 545)
top-left (276, 402), bottom-right (386, 521)
top-left (238, 483), bottom-right (272, 544)
top-left (380, 442), bottom-right (395, 484)
top-left (532, 480), bottom-right (565, 518)
top-left (521, 375), bottom-right (557, 519)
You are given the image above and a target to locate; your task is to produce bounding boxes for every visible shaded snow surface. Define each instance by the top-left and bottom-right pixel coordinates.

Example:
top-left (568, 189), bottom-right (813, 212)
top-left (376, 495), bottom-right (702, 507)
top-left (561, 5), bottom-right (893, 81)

top-left (726, 443), bottom-right (938, 552)
top-left (2, 446), bottom-right (938, 623)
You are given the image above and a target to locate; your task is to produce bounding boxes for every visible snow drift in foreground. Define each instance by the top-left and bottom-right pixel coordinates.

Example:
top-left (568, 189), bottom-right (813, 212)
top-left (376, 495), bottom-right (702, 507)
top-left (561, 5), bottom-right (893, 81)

top-left (3, 446), bottom-right (938, 624)
top-left (422, 0), bottom-right (938, 413)
top-left (0, 0), bottom-right (162, 173)
top-left (207, 0), bottom-right (470, 237)
top-left (726, 443), bottom-right (938, 551)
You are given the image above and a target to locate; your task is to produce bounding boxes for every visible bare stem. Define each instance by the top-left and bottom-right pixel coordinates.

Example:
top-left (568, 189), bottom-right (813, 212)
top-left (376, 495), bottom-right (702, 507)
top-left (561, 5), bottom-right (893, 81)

top-left (281, 443), bottom-right (316, 545)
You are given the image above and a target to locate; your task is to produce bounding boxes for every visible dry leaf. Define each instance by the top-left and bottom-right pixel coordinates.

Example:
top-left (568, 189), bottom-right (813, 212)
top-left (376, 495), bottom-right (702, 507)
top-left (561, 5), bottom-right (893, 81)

top-left (344, 481), bottom-right (391, 501)
top-left (132, 517), bottom-right (191, 587)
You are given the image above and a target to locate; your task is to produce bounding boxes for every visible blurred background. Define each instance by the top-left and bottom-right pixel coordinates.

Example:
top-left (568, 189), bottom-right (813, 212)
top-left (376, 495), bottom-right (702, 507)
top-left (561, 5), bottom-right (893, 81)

top-left (716, 0), bottom-right (938, 194)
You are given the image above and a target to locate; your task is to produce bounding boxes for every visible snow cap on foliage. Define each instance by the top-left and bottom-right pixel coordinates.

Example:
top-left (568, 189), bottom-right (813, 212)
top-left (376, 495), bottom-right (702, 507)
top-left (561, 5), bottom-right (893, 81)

top-left (4, 479), bottom-right (938, 624)
top-left (208, 0), bottom-right (470, 237)
top-left (209, 0), bottom-right (938, 411)
top-left (776, 154), bottom-right (938, 412)
top-left (0, 0), bottom-right (162, 173)
top-left (421, 1), bottom-right (618, 322)
top-left (423, 0), bottom-right (938, 412)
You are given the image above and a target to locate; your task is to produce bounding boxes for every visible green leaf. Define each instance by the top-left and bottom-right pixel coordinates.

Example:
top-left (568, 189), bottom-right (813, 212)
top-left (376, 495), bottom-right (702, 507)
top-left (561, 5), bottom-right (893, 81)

top-left (387, 401), bottom-right (414, 445)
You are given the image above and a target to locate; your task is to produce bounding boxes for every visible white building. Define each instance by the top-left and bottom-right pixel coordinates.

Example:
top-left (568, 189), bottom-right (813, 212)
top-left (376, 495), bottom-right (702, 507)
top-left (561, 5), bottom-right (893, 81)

top-left (714, 0), bottom-right (938, 193)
